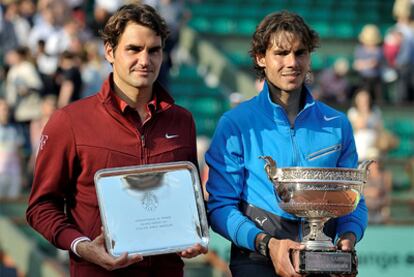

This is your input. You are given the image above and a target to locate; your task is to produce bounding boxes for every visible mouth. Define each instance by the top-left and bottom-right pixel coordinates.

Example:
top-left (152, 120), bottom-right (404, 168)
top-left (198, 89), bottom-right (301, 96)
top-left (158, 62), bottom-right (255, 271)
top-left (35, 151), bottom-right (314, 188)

top-left (281, 71), bottom-right (301, 77)
top-left (281, 71), bottom-right (302, 82)
top-left (132, 69), bottom-right (152, 76)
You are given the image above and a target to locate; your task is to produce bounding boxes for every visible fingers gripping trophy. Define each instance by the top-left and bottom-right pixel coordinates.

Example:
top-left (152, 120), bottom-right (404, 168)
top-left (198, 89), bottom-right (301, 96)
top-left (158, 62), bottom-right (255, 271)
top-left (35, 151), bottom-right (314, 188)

top-left (260, 156), bottom-right (373, 275)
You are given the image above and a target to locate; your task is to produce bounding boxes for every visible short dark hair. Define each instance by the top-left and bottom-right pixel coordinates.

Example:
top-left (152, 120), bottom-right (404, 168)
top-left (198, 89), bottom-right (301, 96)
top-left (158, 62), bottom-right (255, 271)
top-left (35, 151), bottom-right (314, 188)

top-left (249, 11), bottom-right (320, 79)
top-left (99, 4), bottom-right (169, 51)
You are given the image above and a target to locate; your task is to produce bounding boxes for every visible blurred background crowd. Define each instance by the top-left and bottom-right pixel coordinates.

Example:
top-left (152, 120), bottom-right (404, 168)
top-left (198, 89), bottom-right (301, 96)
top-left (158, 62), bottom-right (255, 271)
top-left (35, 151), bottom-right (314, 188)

top-left (0, 0), bottom-right (414, 276)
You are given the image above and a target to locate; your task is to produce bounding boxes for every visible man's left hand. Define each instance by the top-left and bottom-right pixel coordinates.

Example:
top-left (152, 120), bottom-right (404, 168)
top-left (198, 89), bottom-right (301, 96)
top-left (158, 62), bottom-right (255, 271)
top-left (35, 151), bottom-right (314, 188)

top-left (332, 233), bottom-right (357, 277)
top-left (336, 232), bottom-right (356, 252)
top-left (178, 243), bottom-right (208, 258)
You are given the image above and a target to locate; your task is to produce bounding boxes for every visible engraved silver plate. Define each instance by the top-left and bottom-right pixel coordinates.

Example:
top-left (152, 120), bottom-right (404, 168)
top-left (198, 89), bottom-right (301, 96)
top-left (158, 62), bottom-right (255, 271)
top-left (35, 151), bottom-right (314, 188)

top-left (94, 162), bottom-right (209, 257)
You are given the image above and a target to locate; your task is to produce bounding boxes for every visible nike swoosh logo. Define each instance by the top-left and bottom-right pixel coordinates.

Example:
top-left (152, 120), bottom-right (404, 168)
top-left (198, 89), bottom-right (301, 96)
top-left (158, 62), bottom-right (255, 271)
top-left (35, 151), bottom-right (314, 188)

top-left (165, 133), bottom-right (179, 139)
top-left (255, 216), bottom-right (268, 227)
top-left (323, 115), bottom-right (341, 121)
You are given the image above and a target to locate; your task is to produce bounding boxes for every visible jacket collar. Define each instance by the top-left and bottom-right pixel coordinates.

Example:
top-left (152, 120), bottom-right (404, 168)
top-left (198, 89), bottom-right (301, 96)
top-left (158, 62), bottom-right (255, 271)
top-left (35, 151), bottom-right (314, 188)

top-left (257, 80), bottom-right (315, 123)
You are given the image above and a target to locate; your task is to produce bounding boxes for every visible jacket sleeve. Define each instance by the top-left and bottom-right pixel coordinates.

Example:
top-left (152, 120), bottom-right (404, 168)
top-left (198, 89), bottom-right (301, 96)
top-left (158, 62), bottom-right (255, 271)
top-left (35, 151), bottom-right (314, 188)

top-left (26, 109), bottom-right (84, 250)
top-left (205, 116), bottom-right (262, 251)
top-left (336, 117), bottom-right (368, 242)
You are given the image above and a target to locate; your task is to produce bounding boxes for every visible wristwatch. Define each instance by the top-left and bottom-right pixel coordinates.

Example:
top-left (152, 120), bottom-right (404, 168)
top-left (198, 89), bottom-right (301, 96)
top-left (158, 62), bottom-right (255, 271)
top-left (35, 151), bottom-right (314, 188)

top-left (257, 234), bottom-right (272, 257)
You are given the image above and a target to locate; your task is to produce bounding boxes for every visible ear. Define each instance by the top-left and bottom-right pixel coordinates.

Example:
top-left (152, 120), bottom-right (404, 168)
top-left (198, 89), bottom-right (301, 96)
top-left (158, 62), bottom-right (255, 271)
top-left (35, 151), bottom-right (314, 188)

top-left (104, 43), bottom-right (115, 64)
top-left (256, 55), bottom-right (266, 67)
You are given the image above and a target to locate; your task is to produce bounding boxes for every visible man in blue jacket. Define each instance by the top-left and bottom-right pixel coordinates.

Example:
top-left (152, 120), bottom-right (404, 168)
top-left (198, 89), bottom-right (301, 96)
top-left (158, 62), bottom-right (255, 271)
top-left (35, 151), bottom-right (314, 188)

top-left (205, 11), bottom-right (367, 277)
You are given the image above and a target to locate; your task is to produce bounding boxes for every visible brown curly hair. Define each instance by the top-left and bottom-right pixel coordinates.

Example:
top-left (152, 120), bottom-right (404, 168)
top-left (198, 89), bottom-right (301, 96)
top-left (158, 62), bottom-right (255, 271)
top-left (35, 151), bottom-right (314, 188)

top-left (249, 11), bottom-right (320, 80)
top-left (99, 4), bottom-right (169, 52)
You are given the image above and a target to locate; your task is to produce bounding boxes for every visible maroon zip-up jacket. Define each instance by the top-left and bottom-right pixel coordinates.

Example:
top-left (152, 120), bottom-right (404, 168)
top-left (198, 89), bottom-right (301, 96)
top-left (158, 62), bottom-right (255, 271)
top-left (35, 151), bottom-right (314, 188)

top-left (26, 75), bottom-right (198, 276)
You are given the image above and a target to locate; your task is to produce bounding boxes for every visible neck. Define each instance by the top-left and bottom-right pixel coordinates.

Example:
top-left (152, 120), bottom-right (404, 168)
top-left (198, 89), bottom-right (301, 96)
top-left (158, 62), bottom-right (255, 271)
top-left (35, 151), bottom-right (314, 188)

top-left (268, 82), bottom-right (303, 119)
top-left (113, 83), bottom-right (153, 121)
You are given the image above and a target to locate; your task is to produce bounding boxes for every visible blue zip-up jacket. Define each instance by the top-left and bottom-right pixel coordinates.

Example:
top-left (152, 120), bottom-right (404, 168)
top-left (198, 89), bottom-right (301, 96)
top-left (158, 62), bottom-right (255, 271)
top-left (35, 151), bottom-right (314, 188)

top-left (205, 82), bottom-right (368, 251)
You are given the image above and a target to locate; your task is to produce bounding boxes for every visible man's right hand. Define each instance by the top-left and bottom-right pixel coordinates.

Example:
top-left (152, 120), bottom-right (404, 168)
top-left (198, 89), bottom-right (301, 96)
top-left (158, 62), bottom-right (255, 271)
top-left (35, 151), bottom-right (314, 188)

top-left (268, 237), bottom-right (304, 277)
top-left (76, 231), bottom-right (143, 271)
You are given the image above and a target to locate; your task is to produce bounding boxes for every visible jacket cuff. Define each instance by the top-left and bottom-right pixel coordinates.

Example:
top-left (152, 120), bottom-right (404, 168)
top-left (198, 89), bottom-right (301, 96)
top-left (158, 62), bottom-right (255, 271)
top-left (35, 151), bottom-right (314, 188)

top-left (336, 221), bottom-right (364, 242)
top-left (55, 228), bottom-right (85, 250)
top-left (235, 224), bottom-right (262, 251)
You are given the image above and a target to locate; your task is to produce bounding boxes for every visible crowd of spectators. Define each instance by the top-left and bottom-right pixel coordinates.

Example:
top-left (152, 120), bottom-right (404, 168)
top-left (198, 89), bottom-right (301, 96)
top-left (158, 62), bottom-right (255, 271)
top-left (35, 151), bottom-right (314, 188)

top-left (0, 1), bottom-right (412, 276)
top-left (0, 0), bottom-right (412, 224)
top-left (313, 0), bottom-right (414, 107)
top-left (0, 0), bottom-right (103, 199)
top-left (0, 0), bottom-right (188, 200)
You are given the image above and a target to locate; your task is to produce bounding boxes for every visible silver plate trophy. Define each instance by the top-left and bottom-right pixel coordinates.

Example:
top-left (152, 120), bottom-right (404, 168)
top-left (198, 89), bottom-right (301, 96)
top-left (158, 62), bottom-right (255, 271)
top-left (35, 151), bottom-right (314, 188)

top-left (94, 161), bottom-right (209, 257)
top-left (260, 156), bottom-right (373, 275)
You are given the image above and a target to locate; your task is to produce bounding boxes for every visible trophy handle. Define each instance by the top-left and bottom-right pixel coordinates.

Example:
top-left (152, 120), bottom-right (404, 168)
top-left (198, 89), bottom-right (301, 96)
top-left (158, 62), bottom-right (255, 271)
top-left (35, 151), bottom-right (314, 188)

top-left (357, 160), bottom-right (375, 171)
top-left (259, 156), bottom-right (277, 181)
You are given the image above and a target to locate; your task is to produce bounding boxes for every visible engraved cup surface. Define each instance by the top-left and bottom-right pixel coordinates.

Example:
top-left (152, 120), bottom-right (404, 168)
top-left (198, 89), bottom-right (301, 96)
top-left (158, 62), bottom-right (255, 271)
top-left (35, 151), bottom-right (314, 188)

top-left (272, 167), bottom-right (368, 218)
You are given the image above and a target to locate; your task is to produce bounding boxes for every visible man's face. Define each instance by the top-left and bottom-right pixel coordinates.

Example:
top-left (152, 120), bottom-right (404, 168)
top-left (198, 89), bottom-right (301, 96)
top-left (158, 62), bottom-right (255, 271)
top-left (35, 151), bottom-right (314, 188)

top-left (257, 32), bottom-right (310, 93)
top-left (104, 22), bottom-right (163, 92)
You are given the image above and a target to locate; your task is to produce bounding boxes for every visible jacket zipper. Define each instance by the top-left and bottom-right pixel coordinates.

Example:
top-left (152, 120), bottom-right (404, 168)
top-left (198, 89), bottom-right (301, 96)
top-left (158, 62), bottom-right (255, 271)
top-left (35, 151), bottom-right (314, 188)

top-left (289, 124), bottom-right (304, 238)
top-left (290, 126), bottom-right (300, 165)
top-left (141, 134), bottom-right (146, 163)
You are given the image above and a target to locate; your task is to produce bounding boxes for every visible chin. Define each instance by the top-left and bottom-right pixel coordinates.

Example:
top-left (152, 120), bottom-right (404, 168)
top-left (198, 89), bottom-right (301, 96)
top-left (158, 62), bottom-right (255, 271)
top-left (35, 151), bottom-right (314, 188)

top-left (132, 79), bottom-right (154, 88)
top-left (281, 85), bottom-right (302, 92)
top-left (287, 82), bottom-right (304, 90)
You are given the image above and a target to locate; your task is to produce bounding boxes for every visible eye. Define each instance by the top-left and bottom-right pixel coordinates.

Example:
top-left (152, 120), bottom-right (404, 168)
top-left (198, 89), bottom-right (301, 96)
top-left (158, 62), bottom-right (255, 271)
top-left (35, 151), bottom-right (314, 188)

top-left (295, 49), bottom-right (308, 56)
top-left (149, 47), bottom-right (162, 55)
top-left (126, 46), bottom-right (142, 54)
top-left (274, 50), bottom-right (289, 56)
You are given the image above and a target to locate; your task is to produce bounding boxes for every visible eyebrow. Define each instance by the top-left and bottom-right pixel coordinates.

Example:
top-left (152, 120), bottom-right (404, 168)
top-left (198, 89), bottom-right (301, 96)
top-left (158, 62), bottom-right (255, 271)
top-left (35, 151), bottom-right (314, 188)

top-left (125, 44), bottom-right (163, 51)
top-left (149, 45), bottom-right (163, 52)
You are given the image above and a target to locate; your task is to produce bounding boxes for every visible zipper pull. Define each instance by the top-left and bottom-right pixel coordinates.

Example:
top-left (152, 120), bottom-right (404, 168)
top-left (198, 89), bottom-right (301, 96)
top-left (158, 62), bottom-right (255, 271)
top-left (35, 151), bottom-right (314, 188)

top-left (141, 134), bottom-right (146, 147)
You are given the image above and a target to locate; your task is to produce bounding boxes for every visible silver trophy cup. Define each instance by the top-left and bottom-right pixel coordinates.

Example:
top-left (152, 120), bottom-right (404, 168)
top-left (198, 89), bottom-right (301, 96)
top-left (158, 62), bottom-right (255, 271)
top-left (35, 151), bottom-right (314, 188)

top-left (260, 156), bottom-right (373, 274)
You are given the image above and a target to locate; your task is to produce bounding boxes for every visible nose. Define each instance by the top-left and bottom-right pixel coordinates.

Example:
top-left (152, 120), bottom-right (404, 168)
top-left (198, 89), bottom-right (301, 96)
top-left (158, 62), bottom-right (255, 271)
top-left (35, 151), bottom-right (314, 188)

top-left (138, 51), bottom-right (150, 67)
top-left (285, 53), bottom-right (298, 67)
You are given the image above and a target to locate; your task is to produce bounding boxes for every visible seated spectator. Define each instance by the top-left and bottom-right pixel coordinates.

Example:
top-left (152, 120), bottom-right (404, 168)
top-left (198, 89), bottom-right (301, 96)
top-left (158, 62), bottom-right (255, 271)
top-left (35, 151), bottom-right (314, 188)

top-left (0, 98), bottom-right (25, 200)
top-left (353, 24), bottom-right (384, 104)
top-left (315, 57), bottom-right (351, 105)
top-left (55, 51), bottom-right (82, 108)
top-left (4, 46), bottom-right (43, 123)
top-left (34, 39), bottom-right (59, 97)
top-left (392, 0), bottom-right (414, 103)
top-left (386, 28), bottom-right (414, 103)
top-left (3, 1), bottom-right (31, 47)
top-left (363, 158), bottom-right (392, 224)
top-left (382, 28), bottom-right (401, 88)
top-left (383, 28), bottom-right (403, 70)
top-left (45, 18), bottom-right (83, 57)
top-left (27, 1), bottom-right (60, 54)
top-left (347, 88), bottom-right (383, 161)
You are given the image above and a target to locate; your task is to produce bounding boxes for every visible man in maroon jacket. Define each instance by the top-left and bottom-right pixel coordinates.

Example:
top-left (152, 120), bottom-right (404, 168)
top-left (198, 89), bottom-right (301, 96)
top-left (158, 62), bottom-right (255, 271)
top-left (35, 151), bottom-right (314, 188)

top-left (26, 4), bottom-right (207, 276)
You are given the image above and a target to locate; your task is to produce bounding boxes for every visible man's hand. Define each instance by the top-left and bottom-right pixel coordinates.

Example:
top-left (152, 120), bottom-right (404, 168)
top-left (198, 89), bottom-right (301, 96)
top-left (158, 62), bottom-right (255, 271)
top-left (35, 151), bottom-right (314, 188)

top-left (178, 243), bottom-right (208, 258)
top-left (336, 232), bottom-right (356, 252)
top-left (76, 231), bottom-right (143, 271)
top-left (268, 238), bottom-right (304, 277)
top-left (332, 233), bottom-right (357, 277)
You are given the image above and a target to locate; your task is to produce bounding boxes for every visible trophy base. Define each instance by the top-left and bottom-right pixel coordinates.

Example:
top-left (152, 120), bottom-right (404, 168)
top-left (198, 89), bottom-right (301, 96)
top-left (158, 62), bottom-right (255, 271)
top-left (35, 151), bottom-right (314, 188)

top-left (291, 249), bottom-right (357, 275)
